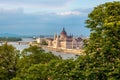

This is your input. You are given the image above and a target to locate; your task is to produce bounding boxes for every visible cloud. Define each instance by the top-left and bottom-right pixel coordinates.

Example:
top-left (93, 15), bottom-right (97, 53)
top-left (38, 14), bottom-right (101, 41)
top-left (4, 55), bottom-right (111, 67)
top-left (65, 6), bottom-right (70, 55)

top-left (0, 0), bottom-right (73, 8)
top-left (55, 8), bottom-right (92, 16)
top-left (0, 0), bottom-right (75, 13)
top-left (56, 11), bottom-right (81, 16)
top-left (0, 8), bottom-right (23, 14)
top-left (0, 7), bottom-right (90, 36)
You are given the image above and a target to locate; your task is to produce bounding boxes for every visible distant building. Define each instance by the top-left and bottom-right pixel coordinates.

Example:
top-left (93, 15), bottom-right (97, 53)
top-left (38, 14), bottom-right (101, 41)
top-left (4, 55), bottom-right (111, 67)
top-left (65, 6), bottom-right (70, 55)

top-left (36, 38), bottom-right (42, 44)
top-left (46, 28), bottom-right (84, 49)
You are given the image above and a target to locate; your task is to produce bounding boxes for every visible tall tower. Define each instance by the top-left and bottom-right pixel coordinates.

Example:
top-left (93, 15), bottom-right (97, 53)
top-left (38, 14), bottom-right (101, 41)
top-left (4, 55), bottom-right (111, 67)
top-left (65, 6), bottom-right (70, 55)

top-left (54, 33), bottom-right (57, 40)
top-left (55, 33), bottom-right (59, 48)
top-left (60, 27), bottom-right (67, 40)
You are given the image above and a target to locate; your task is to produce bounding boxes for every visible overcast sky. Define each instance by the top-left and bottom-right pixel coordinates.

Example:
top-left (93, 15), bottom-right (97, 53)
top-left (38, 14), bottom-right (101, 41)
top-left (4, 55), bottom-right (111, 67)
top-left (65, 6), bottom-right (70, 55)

top-left (0, 0), bottom-right (118, 36)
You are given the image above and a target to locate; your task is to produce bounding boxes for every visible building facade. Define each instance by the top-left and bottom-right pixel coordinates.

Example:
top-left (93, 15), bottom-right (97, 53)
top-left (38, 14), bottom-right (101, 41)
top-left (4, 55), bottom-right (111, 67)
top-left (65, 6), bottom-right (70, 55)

top-left (46, 28), bottom-right (84, 49)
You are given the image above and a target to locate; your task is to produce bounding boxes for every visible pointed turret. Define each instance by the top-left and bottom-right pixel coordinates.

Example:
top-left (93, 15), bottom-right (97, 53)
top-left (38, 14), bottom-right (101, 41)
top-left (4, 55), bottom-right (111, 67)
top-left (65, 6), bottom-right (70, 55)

top-left (60, 27), bottom-right (67, 36)
top-left (54, 33), bottom-right (57, 40)
top-left (63, 27), bottom-right (65, 32)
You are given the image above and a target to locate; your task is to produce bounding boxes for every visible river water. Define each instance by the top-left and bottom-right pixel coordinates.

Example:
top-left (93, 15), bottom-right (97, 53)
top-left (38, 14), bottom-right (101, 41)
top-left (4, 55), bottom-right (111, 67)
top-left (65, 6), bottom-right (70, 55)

top-left (8, 38), bottom-right (76, 59)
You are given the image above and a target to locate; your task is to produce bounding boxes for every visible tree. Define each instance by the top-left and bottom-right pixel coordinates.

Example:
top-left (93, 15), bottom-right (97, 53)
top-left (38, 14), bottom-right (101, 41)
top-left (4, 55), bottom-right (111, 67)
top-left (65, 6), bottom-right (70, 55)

top-left (15, 46), bottom-right (62, 79)
top-left (25, 63), bottom-right (48, 80)
top-left (0, 44), bottom-right (20, 80)
top-left (47, 59), bottom-right (76, 80)
top-left (85, 1), bottom-right (120, 61)
top-left (83, 1), bottom-right (120, 79)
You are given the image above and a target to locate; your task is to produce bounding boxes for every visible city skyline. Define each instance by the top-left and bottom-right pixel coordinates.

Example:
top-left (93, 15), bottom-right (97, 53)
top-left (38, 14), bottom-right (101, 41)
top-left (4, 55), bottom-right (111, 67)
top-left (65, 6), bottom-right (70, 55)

top-left (0, 0), bottom-right (118, 36)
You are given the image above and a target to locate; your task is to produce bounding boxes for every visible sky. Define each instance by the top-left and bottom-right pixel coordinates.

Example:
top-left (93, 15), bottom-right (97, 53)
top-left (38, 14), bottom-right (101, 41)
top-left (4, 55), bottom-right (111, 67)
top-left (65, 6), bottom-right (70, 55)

top-left (0, 0), bottom-right (119, 36)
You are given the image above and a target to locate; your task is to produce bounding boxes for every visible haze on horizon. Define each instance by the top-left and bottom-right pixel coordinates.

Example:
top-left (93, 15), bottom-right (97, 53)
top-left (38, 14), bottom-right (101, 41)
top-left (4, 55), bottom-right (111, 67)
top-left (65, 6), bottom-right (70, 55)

top-left (0, 0), bottom-right (118, 36)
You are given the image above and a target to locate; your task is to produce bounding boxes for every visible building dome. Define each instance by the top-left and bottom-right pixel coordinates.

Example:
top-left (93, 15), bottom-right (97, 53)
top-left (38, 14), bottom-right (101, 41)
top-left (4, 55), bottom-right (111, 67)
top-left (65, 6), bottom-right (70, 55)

top-left (60, 28), bottom-right (67, 36)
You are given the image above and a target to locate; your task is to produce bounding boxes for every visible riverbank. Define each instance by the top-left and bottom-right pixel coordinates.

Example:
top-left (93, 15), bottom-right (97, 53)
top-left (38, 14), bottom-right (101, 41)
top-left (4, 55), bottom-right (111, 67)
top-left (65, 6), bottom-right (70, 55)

top-left (37, 45), bottom-right (84, 55)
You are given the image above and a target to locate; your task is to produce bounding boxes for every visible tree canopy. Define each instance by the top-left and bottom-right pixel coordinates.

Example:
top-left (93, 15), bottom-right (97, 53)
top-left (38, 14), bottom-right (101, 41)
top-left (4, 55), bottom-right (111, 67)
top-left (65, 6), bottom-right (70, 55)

top-left (85, 1), bottom-right (120, 61)
top-left (83, 1), bottom-right (120, 79)
top-left (0, 44), bottom-right (20, 80)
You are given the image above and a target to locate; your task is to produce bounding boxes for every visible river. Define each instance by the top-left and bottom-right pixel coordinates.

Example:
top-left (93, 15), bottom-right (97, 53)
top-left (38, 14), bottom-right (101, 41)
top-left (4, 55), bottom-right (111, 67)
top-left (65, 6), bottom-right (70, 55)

top-left (8, 38), bottom-right (77, 59)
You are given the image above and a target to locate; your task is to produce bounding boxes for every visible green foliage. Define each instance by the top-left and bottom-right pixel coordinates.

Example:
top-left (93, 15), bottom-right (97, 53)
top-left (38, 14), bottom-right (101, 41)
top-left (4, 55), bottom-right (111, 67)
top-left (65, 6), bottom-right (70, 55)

top-left (11, 77), bottom-right (21, 80)
top-left (85, 1), bottom-right (120, 61)
top-left (40, 40), bottom-right (48, 45)
top-left (47, 59), bottom-right (75, 80)
top-left (0, 44), bottom-right (20, 80)
top-left (0, 37), bottom-right (22, 42)
top-left (25, 64), bottom-right (48, 80)
top-left (15, 46), bottom-right (61, 79)
top-left (21, 46), bottom-right (61, 64)
top-left (83, 1), bottom-right (120, 80)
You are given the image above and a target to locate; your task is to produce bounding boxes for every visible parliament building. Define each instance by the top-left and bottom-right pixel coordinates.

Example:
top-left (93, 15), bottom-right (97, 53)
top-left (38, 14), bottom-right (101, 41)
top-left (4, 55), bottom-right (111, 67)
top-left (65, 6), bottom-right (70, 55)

top-left (46, 28), bottom-right (84, 49)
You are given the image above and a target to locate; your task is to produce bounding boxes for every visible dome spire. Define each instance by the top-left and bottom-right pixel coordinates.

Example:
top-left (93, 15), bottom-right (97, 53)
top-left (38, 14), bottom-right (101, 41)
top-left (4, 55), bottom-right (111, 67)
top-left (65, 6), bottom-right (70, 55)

top-left (63, 27), bottom-right (65, 32)
top-left (60, 27), bottom-right (67, 37)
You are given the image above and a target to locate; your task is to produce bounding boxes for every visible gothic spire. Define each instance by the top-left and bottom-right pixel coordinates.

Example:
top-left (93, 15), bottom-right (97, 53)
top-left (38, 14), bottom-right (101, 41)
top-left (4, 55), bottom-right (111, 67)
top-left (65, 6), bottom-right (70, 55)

top-left (63, 27), bottom-right (65, 32)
